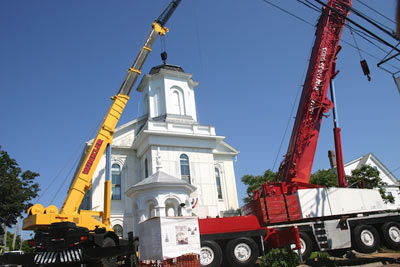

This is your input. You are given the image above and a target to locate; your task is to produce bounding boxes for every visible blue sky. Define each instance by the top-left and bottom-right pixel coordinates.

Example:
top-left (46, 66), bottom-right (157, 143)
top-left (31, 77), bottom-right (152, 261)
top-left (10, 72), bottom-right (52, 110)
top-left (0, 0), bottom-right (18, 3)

top-left (1, 0), bottom-right (399, 219)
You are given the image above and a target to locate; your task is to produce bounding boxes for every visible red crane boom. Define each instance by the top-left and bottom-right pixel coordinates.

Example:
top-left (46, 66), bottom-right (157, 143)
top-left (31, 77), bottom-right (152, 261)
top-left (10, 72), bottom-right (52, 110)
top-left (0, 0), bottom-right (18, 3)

top-left (278, 0), bottom-right (351, 185)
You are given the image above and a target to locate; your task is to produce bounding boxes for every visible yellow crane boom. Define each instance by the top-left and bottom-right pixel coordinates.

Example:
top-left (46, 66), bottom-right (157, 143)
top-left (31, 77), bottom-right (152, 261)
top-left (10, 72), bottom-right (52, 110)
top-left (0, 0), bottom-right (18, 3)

top-left (23, 0), bottom-right (182, 232)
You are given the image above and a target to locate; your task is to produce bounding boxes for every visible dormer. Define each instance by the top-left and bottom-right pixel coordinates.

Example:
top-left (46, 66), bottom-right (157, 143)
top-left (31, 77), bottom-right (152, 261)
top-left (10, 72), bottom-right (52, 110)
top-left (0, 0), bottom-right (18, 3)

top-left (136, 64), bottom-right (199, 123)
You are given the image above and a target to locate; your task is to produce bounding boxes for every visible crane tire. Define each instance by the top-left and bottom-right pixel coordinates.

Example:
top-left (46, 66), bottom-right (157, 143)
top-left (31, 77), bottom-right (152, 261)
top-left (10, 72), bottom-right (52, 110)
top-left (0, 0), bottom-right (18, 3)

top-left (200, 240), bottom-right (223, 267)
top-left (352, 224), bottom-right (380, 254)
top-left (299, 232), bottom-right (313, 260)
top-left (225, 237), bottom-right (259, 266)
top-left (381, 221), bottom-right (400, 250)
top-left (100, 237), bottom-right (117, 267)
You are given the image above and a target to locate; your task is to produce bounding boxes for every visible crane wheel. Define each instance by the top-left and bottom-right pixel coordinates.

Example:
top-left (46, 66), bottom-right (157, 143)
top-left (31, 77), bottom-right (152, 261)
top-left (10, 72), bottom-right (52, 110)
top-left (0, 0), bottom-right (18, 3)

top-left (381, 221), bottom-right (400, 250)
top-left (352, 225), bottom-right (380, 254)
top-left (100, 237), bottom-right (117, 267)
top-left (200, 240), bottom-right (222, 267)
top-left (225, 237), bottom-right (259, 266)
top-left (298, 232), bottom-right (313, 260)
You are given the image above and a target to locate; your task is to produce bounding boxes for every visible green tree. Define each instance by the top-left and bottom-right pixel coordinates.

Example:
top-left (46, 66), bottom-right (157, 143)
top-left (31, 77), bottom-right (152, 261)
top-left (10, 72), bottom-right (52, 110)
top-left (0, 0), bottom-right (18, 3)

top-left (0, 146), bottom-right (40, 227)
top-left (259, 247), bottom-right (299, 267)
top-left (2, 231), bottom-right (33, 253)
top-left (241, 169), bottom-right (276, 203)
top-left (310, 169), bottom-right (338, 187)
top-left (347, 164), bottom-right (394, 203)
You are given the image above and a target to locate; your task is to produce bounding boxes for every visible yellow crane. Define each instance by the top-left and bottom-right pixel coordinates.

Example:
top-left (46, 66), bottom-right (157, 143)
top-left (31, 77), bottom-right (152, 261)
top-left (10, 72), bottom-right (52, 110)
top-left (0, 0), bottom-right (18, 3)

top-left (16, 1), bottom-right (182, 266)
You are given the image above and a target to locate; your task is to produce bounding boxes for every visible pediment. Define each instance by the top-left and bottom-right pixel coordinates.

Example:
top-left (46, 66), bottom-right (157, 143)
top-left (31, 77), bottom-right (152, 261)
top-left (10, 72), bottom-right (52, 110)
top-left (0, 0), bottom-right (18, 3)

top-left (344, 153), bottom-right (399, 186)
top-left (213, 140), bottom-right (239, 155)
top-left (111, 116), bottom-right (147, 148)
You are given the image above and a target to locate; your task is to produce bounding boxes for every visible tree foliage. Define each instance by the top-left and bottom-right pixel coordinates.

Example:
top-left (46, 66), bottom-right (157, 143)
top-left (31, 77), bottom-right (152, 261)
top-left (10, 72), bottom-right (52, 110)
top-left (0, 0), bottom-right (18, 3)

top-left (259, 247), bottom-right (299, 267)
top-left (243, 165), bottom-right (394, 204)
top-left (0, 147), bottom-right (40, 227)
top-left (310, 169), bottom-right (338, 187)
top-left (241, 169), bottom-right (276, 203)
top-left (1, 231), bottom-right (33, 253)
top-left (310, 165), bottom-right (394, 203)
top-left (347, 165), bottom-right (394, 203)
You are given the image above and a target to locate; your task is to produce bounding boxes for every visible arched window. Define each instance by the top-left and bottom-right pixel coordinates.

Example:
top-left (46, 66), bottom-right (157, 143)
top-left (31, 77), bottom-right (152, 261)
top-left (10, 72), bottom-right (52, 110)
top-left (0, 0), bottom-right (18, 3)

top-left (171, 87), bottom-right (184, 116)
top-left (165, 198), bottom-right (179, 217)
top-left (215, 168), bottom-right (223, 200)
top-left (148, 202), bottom-right (156, 218)
top-left (180, 154), bottom-right (191, 184)
top-left (111, 164), bottom-right (121, 200)
top-left (154, 88), bottom-right (161, 116)
top-left (113, 224), bottom-right (123, 238)
top-left (172, 91), bottom-right (182, 115)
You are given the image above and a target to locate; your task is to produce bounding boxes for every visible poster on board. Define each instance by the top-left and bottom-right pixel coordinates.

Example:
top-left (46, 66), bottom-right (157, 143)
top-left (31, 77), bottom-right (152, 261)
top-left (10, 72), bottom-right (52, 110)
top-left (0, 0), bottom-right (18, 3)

top-left (139, 216), bottom-right (201, 260)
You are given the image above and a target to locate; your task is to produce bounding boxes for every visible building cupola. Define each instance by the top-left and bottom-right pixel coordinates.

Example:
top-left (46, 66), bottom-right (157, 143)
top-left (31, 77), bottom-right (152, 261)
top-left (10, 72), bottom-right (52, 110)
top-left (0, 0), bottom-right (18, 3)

top-left (136, 54), bottom-right (199, 124)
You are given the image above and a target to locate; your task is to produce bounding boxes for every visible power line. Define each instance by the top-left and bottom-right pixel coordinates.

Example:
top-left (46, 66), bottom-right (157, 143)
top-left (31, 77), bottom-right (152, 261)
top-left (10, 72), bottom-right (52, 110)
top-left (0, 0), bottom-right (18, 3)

top-left (354, 0), bottom-right (396, 25)
top-left (296, 0), bottom-right (320, 13)
top-left (337, 0), bottom-right (396, 38)
top-left (261, 0), bottom-right (315, 27)
top-left (259, 0), bottom-right (400, 72)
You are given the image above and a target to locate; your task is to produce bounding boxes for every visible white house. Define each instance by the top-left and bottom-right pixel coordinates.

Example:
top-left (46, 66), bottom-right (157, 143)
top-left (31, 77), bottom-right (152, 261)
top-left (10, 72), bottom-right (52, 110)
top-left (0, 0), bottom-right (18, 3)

top-left (344, 152), bottom-right (400, 209)
top-left (81, 63), bottom-right (240, 238)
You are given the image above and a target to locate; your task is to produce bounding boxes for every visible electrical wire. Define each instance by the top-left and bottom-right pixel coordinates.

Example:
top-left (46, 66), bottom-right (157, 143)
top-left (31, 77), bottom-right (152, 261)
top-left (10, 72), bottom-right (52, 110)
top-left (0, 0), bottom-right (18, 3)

top-left (261, 0), bottom-right (315, 27)
top-left (354, 0), bottom-right (396, 25)
top-left (336, 0), bottom-right (394, 35)
top-left (349, 25), bottom-right (363, 60)
top-left (392, 165), bottom-right (400, 174)
top-left (49, 155), bottom-right (81, 205)
top-left (297, 0), bottom-right (320, 13)
top-left (36, 143), bottom-right (84, 203)
top-left (191, 0), bottom-right (206, 123)
top-left (260, 0), bottom-right (400, 169)
top-left (348, 25), bottom-right (400, 69)
top-left (272, 61), bottom-right (309, 172)
top-left (42, 101), bottom-right (110, 206)
top-left (259, 0), bottom-right (400, 72)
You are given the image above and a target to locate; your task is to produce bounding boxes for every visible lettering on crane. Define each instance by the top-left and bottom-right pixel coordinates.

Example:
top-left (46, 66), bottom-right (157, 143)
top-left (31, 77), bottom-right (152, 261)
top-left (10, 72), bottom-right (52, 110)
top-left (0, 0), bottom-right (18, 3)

top-left (314, 47), bottom-right (327, 91)
top-left (82, 139), bottom-right (104, 175)
top-left (309, 47), bottom-right (328, 114)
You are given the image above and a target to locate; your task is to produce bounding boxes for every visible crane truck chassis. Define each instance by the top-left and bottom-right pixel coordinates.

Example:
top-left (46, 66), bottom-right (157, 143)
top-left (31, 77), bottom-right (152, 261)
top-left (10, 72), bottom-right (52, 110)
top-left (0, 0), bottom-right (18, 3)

top-left (197, 189), bottom-right (400, 267)
top-left (196, 0), bottom-right (400, 266)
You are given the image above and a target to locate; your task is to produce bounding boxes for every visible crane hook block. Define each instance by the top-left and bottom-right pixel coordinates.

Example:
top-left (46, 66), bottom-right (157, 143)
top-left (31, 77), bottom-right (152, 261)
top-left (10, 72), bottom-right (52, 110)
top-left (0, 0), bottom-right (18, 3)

top-left (360, 59), bottom-right (371, 81)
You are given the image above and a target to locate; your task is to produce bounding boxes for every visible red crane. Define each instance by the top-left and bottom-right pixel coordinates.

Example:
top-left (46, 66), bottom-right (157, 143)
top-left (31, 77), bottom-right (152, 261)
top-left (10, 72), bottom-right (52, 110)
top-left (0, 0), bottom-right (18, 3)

top-left (278, 0), bottom-right (351, 186)
top-left (248, 0), bottom-right (352, 221)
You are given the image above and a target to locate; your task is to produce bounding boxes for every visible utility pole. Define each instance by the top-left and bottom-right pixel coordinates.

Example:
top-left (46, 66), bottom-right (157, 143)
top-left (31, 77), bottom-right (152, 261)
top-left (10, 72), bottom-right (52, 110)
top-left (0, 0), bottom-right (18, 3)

top-left (3, 225), bottom-right (7, 251)
top-left (12, 218), bottom-right (19, 250)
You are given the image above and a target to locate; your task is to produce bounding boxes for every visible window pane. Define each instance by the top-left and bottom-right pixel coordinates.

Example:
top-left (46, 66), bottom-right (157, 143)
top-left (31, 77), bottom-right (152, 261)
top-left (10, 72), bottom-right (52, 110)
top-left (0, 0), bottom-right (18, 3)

top-left (215, 168), bottom-right (223, 199)
top-left (113, 225), bottom-right (123, 238)
top-left (111, 164), bottom-right (121, 200)
top-left (145, 158), bottom-right (149, 178)
top-left (181, 165), bottom-right (190, 176)
top-left (180, 154), bottom-right (191, 184)
top-left (112, 186), bottom-right (121, 200)
top-left (112, 164), bottom-right (120, 173)
top-left (112, 174), bottom-right (121, 185)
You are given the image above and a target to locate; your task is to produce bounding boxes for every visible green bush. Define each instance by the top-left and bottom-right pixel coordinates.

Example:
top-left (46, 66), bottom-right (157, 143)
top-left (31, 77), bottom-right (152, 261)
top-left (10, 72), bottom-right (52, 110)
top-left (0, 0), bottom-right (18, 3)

top-left (259, 247), bottom-right (300, 267)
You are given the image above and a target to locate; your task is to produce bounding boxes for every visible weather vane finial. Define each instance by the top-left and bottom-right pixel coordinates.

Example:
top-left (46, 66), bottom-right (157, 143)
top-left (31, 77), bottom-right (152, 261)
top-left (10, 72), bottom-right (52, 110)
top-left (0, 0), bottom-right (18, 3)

top-left (161, 51), bottom-right (168, 65)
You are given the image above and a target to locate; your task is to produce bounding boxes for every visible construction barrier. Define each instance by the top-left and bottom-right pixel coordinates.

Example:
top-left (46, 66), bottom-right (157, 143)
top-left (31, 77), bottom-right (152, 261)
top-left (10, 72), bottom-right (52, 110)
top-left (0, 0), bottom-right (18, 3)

top-left (140, 254), bottom-right (200, 267)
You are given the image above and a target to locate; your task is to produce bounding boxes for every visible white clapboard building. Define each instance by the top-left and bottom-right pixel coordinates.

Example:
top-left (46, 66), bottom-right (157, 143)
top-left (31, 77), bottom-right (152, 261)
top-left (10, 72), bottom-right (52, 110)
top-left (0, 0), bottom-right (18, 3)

top-left (81, 63), bottom-right (239, 238)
